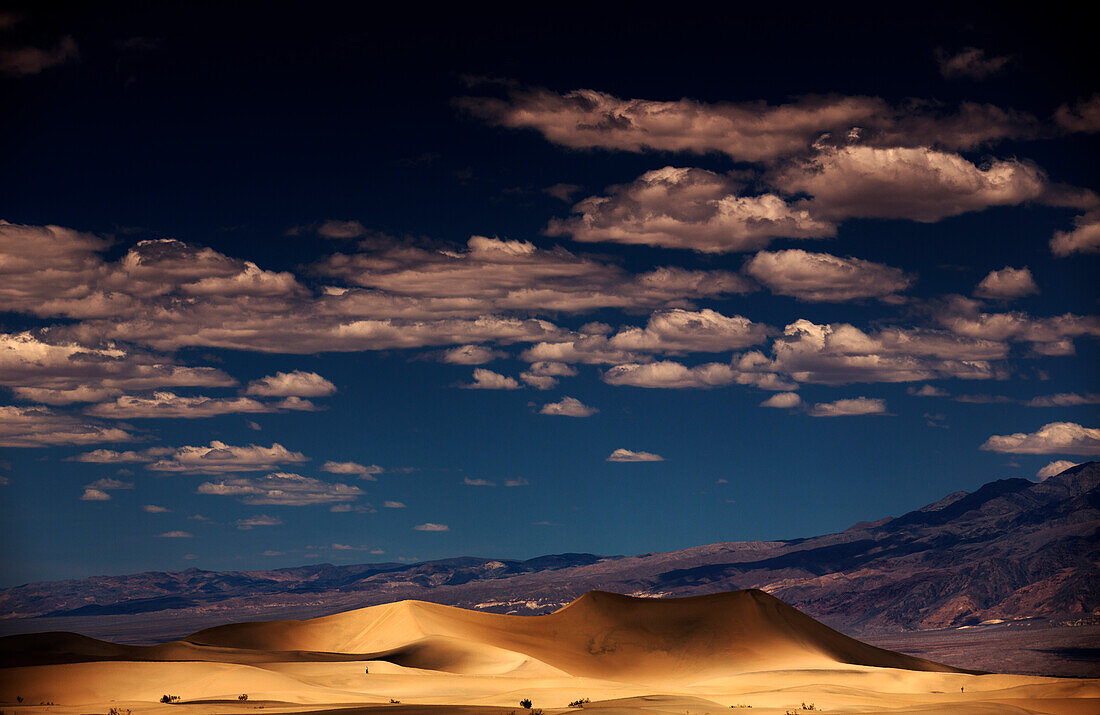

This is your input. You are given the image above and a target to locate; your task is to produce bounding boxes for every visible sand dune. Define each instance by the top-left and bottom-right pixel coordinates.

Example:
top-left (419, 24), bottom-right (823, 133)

top-left (1, 589), bottom-right (1096, 713)
top-left (189, 589), bottom-right (960, 682)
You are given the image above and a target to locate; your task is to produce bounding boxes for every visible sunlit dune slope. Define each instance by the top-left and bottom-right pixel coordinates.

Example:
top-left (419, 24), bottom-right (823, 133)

top-left (185, 589), bottom-right (964, 682)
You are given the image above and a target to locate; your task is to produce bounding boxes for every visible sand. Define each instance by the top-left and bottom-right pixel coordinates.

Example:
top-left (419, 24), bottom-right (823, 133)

top-left (0, 589), bottom-right (1096, 714)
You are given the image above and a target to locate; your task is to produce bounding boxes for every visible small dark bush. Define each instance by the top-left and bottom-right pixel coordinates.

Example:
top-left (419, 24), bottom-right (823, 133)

top-left (238, 694), bottom-right (248, 701)
top-left (160, 694), bottom-right (180, 704)
top-left (568, 698), bottom-right (590, 707)
top-left (519, 699), bottom-right (532, 709)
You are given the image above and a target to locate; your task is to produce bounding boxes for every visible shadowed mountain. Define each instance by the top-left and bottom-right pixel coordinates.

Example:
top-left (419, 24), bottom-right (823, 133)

top-left (1, 463), bottom-right (1096, 639)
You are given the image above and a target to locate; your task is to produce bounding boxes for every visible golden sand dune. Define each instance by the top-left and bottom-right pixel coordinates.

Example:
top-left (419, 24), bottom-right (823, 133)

top-left (188, 589), bottom-right (958, 682)
top-left (1, 589), bottom-right (1097, 714)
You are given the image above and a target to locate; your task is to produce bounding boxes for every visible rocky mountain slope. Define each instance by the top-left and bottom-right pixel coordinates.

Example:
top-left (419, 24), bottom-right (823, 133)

top-left (2, 462), bottom-right (1096, 638)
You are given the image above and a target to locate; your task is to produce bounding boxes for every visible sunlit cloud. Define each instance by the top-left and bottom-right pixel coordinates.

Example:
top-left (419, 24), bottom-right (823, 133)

top-left (1036, 460), bottom-right (1080, 480)
top-left (981, 422), bottom-right (1100, 455)
top-left (146, 441), bottom-right (308, 474)
top-left (539, 396), bottom-right (598, 417)
top-left (0, 405), bottom-right (134, 448)
top-left (744, 250), bottom-right (913, 302)
top-left (197, 472), bottom-right (362, 505)
top-left (606, 448), bottom-right (664, 462)
top-left (760, 392), bottom-right (802, 409)
top-left (808, 397), bottom-right (888, 417)
top-left (321, 460), bottom-right (383, 480)
top-left (86, 392), bottom-right (271, 419)
top-left (974, 267), bottom-right (1039, 300)
top-left (463, 368), bottom-right (520, 390)
top-left (245, 370), bottom-right (337, 397)
top-left (235, 515), bottom-right (283, 530)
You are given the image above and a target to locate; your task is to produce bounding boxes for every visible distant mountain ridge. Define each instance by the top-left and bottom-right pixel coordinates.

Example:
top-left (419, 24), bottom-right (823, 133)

top-left (1, 462), bottom-right (1096, 638)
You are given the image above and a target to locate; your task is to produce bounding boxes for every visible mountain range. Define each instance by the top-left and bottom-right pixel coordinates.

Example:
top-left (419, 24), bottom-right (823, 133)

top-left (1, 462), bottom-right (1096, 641)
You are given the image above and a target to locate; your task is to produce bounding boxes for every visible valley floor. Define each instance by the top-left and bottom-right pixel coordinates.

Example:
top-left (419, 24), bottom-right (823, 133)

top-left (2, 658), bottom-right (1099, 715)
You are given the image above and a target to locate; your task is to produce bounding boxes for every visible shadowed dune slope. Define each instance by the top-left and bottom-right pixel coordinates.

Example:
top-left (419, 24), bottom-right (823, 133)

top-left (0, 630), bottom-right (379, 668)
top-left (185, 589), bottom-right (966, 682)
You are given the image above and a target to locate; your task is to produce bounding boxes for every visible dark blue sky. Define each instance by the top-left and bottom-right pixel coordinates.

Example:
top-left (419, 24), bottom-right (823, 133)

top-left (0, 3), bottom-right (1097, 585)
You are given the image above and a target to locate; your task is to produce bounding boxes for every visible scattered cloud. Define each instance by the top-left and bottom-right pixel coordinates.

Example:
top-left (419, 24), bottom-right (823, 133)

top-left (608, 309), bottom-right (770, 354)
top-left (461, 87), bottom-right (1029, 161)
top-left (86, 478), bottom-right (134, 491)
top-left (760, 392), bottom-right (802, 408)
top-left (235, 515), bottom-right (283, 530)
top-left (934, 295), bottom-right (1100, 354)
top-left (1025, 392), bottom-right (1100, 407)
top-left (765, 319), bottom-right (1004, 385)
top-left (520, 360), bottom-right (577, 389)
top-left (0, 405), bottom-right (134, 448)
top-left (1036, 460), bottom-right (1080, 480)
top-left (0, 35), bottom-right (78, 77)
top-left (441, 344), bottom-right (507, 364)
top-left (974, 267), bottom-right (1039, 300)
top-left (604, 360), bottom-right (794, 390)
top-left (770, 146), bottom-right (1047, 223)
top-left (981, 422), bottom-right (1100, 455)
top-left (504, 478), bottom-right (530, 487)
top-left (69, 447), bottom-right (174, 463)
top-left (317, 219), bottom-right (368, 239)
top-left (908, 384), bottom-right (950, 397)
top-left (543, 183), bottom-right (581, 201)
top-left (1051, 213), bottom-right (1100, 256)
top-left (539, 396), bottom-right (598, 417)
top-left (936, 47), bottom-right (1011, 79)
top-left (413, 522), bottom-right (449, 531)
top-left (86, 392), bottom-right (271, 419)
top-left (808, 396), bottom-right (888, 417)
top-left (158, 531), bottom-right (193, 538)
top-left (198, 472), bottom-right (363, 505)
top-left (143, 504), bottom-right (170, 513)
top-left (744, 250), bottom-right (913, 302)
top-left (463, 477), bottom-right (496, 486)
top-left (548, 167), bottom-right (833, 252)
top-left (607, 448), bottom-right (664, 462)
top-left (463, 368), bottom-right (520, 390)
top-left (80, 488), bottom-right (111, 501)
top-left (383, 500), bottom-right (406, 508)
top-left (316, 234), bottom-right (750, 318)
top-left (321, 460), bottom-right (383, 480)
top-left (245, 370), bottom-right (337, 397)
top-left (0, 331), bottom-right (235, 406)
top-left (146, 441), bottom-right (308, 474)
top-left (1054, 95), bottom-right (1100, 134)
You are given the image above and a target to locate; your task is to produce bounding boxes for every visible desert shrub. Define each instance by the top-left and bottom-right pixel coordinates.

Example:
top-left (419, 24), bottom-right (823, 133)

top-left (160, 694), bottom-right (180, 704)
top-left (238, 694), bottom-right (248, 701)
top-left (519, 698), bottom-right (532, 709)
top-left (390, 699), bottom-right (400, 704)
top-left (568, 698), bottom-right (590, 707)
top-left (108, 708), bottom-right (132, 715)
